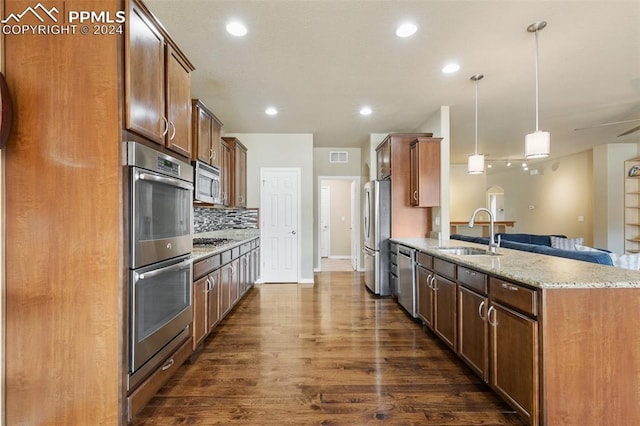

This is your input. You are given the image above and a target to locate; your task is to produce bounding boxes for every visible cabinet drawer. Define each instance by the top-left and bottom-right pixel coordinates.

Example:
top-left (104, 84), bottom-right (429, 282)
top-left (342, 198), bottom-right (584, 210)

top-left (232, 246), bottom-right (241, 259)
top-left (489, 277), bottom-right (537, 317)
top-left (194, 253), bottom-right (221, 279)
top-left (416, 251), bottom-right (433, 268)
top-left (457, 266), bottom-right (487, 294)
top-left (433, 257), bottom-right (456, 280)
top-left (220, 249), bottom-right (232, 265)
top-left (240, 243), bottom-right (251, 255)
top-left (127, 337), bottom-right (191, 421)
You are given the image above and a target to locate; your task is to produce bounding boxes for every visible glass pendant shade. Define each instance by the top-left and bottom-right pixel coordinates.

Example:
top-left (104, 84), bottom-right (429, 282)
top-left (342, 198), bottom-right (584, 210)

top-left (467, 153), bottom-right (485, 174)
top-left (525, 130), bottom-right (550, 158)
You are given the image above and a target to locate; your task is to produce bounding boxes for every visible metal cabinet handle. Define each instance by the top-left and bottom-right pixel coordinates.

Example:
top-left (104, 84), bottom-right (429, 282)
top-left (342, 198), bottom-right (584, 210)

top-left (430, 275), bottom-right (438, 291)
top-left (487, 305), bottom-right (497, 327)
top-left (478, 300), bottom-right (486, 320)
top-left (169, 121), bottom-right (176, 140)
top-left (205, 278), bottom-right (212, 292)
top-left (161, 116), bottom-right (169, 136)
top-left (161, 358), bottom-right (175, 371)
top-left (210, 149), bottom-right (217, 161)
top-left (413, 190), bottom-right (418, 201)
top-left (501, 283), bottom-right (519, 291)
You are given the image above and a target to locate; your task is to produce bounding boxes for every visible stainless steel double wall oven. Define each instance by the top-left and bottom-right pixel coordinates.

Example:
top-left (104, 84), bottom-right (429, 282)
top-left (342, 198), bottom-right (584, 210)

top-left (126, 142), bottom-right (194, 390)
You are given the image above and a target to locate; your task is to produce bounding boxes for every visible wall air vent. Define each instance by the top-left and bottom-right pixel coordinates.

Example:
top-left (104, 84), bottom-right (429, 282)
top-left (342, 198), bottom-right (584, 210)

top-left (329, 151), bottom-right (348, 163)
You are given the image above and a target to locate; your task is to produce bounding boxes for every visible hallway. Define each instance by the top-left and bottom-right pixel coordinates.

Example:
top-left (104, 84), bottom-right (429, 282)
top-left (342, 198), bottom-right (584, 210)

top-left (132, 271), bottom-right (524, 425)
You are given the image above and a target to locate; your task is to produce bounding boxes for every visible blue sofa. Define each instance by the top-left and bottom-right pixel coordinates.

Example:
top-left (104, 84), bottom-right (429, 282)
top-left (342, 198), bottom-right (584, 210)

top-left (450, 233), bottom-right (614, 266)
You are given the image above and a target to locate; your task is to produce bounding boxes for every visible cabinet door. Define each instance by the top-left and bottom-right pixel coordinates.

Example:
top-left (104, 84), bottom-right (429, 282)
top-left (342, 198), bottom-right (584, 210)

top-left (210, 117), bottom-right (222, 169)
top-left (220, 263), bottom-right (232, 317)
top-left (207, 270), bottom-right (220, 332)
top-left (220, 140), bottom-right (232, 207)
top-left (411, 138), bottom-right (440, 207)
top-left (192, 275), bottom-right (208, 350)
top-left (235, 146), bottom-right (247, 208)
top-left (230, 259), bottom-right (240, 306)
top-left (409, 142), bottom-right (419, 206)
top-left (194, 103), bottom-right (212, 163)
top-left (125, 1), bottom-right (165, 144)
top-left (458, 286), bottom-right (488, 380)
top-left (376, 139), bottom-right (391, 179)
top-left (490, 302), bottom-right (539, 425)
top-left (416, 266), bottom-right (434, 329)
top-left (165, 46), bottom-right (192, 157)
top-left (433, 274), bottom-right (457, 350)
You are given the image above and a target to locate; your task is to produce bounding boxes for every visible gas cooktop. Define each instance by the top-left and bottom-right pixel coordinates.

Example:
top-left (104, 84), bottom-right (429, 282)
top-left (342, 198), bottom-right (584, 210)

top-left (193, 237), bottom-right (235, 248)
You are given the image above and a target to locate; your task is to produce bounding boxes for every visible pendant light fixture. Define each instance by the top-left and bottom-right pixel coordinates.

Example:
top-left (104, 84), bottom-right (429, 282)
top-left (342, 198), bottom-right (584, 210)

top-left (468, 74), bottom-right (485, 174)
top-left (525, 20), bottom-right (550, 158)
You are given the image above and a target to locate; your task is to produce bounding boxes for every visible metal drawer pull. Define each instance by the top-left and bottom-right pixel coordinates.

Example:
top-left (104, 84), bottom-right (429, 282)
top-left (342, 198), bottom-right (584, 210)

top-left (501, 283), bottom-right (519, 291)
top-left (478, 300), bottom-right (486, 320)
top-left (487, 306), bottom-right (497, 326)
top-left (161, 358), bottom-right (175, 371)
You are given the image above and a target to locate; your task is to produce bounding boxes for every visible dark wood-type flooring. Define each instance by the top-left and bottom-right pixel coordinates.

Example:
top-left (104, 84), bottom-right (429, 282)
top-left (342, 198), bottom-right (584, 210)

top-left (132, 271), bottom-right (525, 425)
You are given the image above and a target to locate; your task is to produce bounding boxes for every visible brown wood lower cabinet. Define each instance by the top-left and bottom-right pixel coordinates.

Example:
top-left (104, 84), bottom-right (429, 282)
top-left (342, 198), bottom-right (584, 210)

top-left (406, 247), bottom-right (640, 425)
top-left (416, 265), bottom-right (434, 328)
top-left (457, 286), bottom-right (489, 380)
top-left (489, 301), bottom-right (538, 425)
top-left (207, 270), bottom-right (221, 332)
top-left (433, 274), bottom-right (457, 350)
top-left (193, 240), bottom-right (259, 352)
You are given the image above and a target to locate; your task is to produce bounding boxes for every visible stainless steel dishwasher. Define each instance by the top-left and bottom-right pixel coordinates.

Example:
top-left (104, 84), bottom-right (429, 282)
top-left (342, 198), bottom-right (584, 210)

top-left (397, 246), bottom-right (417, 317)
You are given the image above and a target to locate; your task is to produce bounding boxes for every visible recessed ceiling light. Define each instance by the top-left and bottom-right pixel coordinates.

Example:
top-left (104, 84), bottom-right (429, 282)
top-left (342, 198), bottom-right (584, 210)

top-left (395, 22), bottom-right (417, 38)
top-left (265, 107), bottom-right (278, 116)
top-left (442, 63), bottom-right (460, 74)
top-left (359, 106), bottom-right (372, 116)
top-left (226, 21), bottom-right (247, 37)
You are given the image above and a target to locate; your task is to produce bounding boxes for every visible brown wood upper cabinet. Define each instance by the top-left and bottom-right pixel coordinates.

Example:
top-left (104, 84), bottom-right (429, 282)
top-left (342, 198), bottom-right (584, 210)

top-left (221, 136), bottom-right (248, 208)
top-left (376, 138), bottom-right (391, 180)
top-left (409, 137), bottom-right (441, 207)
top-left (126, 0), bottom-right (195, 157)
top-left (375, 133), bottom-right (434, 238)
top-left (191, 99), bottom-right (223, 168)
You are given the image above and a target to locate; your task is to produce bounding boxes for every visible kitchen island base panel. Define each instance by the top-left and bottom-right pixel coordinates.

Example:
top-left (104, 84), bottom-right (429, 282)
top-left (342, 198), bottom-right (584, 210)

top-left (541, 288), bottom-right (640, 426)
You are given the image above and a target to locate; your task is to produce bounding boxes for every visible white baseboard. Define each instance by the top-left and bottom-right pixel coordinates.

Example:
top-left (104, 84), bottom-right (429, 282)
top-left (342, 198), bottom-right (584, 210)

top-left (327, 255), bottom-right (351, 259)
top-left (298, 278), bottom-right (315, 284)
top-left (313, 267), bottom-right (321, 272)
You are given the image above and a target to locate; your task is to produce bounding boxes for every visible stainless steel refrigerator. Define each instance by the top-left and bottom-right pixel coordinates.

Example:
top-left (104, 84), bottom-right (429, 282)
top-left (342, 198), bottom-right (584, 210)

top-left (363, 180), bottom-right (391, 296)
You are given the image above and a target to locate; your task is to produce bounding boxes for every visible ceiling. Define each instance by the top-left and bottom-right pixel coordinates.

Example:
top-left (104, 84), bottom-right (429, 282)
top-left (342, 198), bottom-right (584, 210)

top-left (146, 0), bottom-right (640, 167)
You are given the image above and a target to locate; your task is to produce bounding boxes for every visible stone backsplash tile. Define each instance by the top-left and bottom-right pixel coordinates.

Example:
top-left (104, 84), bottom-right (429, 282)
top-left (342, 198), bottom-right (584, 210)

top-left (194, 207), bottom-right (258, 233)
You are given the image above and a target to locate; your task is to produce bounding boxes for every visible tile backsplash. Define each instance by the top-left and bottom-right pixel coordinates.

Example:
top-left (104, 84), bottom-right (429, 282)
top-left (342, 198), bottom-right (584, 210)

top-left (194, 207), bottom-right (259, 233)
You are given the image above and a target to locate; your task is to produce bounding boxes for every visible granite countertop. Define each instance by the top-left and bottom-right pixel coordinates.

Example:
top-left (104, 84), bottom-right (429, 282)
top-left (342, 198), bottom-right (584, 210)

top-left (391, 237), bottom-right (640, 290)
top-left (192, 229), bottom-right (260, 261)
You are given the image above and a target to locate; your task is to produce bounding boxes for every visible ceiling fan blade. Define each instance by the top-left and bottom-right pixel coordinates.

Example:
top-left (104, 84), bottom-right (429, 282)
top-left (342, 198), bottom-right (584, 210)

top-left (618, 125), bottom-right (640, 137)
top-left (574, 118), bottom-right (640, 131)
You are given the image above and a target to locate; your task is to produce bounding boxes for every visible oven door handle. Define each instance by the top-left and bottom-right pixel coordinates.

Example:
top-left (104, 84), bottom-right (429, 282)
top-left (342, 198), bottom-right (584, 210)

top-left (137, 172), bottom-right (194, 191)
top-left (136, 258), bottom-right (193, 281)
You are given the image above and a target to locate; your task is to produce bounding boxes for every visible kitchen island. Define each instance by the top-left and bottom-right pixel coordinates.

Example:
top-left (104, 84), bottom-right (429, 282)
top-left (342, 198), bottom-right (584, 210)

top-left (391, 237), bottom-right (640, 426)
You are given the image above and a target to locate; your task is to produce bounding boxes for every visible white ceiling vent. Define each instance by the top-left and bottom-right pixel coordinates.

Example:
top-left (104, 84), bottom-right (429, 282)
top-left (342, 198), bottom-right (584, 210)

top-left (329, 151), bottom-right (348, 163)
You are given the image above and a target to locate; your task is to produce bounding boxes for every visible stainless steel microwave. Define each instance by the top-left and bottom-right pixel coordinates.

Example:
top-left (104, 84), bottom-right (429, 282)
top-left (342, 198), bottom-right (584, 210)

top-left (193, 161), bottom-right (221, 204)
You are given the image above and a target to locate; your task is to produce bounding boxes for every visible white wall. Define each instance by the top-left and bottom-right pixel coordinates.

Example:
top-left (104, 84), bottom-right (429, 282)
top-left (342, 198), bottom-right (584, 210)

top-left (313, 147), bottom-right (362, 270)
top-left (593, 143), bottom-right (639, 253)
top-left (449, 164), bottom-right (487, 237)
top-left (485, 151), bottom-right (594, 245)
top-left (224, 133), bottom-right (314, 282)
top-left (414, 106), bottom-right (451, 239)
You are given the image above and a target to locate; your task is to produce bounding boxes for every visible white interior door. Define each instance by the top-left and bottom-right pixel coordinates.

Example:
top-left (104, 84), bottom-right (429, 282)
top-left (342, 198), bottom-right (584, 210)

top-left (350, 181), bottom-right (358, 271)
top-left (261, 169), bottom-right (299, 283)
top-left (320, 186), bottom-right (330, 258)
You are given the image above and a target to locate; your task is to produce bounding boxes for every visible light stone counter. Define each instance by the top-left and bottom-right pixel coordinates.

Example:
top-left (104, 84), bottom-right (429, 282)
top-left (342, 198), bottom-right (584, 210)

top-left (392, 237), bottom-right (640, 289)
top-left (191, 229), bottom-right (260, 261)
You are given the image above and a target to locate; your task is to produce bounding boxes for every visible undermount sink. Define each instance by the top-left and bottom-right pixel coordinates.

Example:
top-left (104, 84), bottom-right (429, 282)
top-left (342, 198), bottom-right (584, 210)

top-left (436, 246), bottom-right (498, 256)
